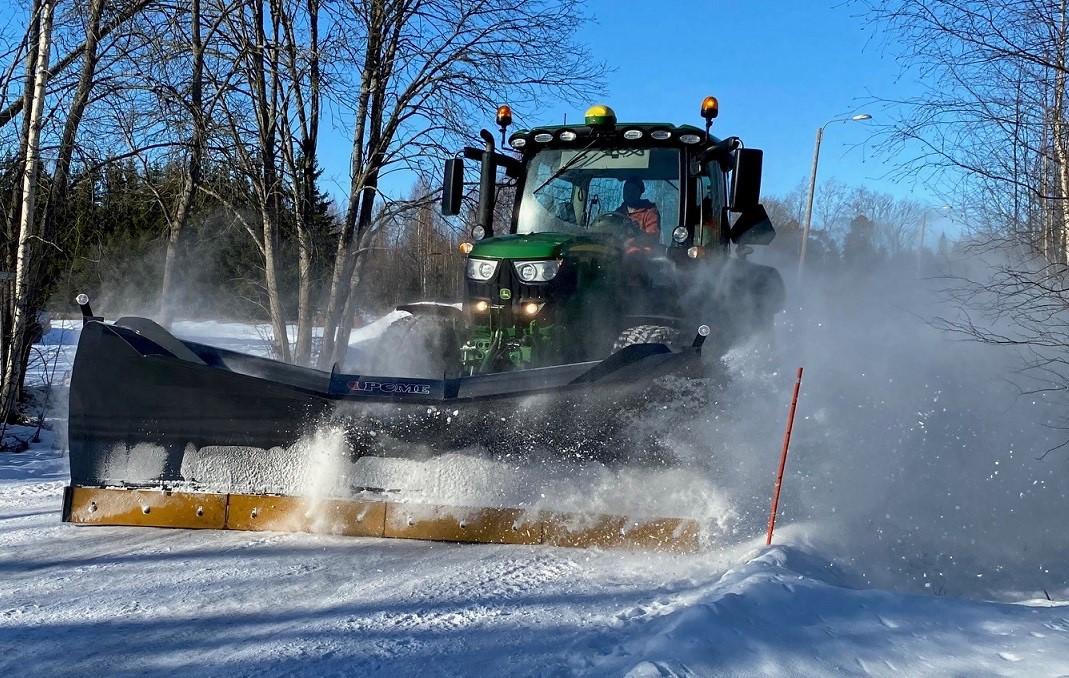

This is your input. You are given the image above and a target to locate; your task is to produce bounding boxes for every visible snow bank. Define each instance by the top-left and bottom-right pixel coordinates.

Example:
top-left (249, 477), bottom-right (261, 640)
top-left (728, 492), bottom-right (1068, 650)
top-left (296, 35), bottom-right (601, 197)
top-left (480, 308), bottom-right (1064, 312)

top-left (574, 541), bottom-right (1069, 677)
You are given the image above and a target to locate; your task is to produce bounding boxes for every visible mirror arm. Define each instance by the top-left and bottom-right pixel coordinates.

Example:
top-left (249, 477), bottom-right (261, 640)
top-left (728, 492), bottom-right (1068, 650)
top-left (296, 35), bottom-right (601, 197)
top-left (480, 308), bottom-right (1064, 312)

top-left (701, 136), bottom-right (741, 162)
top-left (463, 146), bottom-right (521, 178)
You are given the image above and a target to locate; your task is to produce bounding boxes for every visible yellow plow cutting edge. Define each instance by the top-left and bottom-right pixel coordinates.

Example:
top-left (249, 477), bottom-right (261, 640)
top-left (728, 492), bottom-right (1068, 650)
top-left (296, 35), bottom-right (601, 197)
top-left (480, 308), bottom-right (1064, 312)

top-left (62, 486), bottom-right (701, 553)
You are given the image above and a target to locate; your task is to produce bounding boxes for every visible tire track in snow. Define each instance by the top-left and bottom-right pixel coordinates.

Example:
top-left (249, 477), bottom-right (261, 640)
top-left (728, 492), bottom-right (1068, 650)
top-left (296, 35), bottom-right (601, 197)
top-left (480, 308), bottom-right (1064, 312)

top-left (303, 547), bottom-right (588, 671)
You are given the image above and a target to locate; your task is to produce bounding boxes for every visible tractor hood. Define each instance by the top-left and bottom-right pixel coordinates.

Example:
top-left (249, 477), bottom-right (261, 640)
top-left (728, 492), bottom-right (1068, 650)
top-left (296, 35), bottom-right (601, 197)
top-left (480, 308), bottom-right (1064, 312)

top-left (470, 232), bottom-right (617, 260)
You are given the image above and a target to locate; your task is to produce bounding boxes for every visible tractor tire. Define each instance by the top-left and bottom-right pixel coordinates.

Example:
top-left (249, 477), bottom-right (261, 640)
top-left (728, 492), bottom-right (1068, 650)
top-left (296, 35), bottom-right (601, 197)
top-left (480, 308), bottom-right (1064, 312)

top-left (612, 325), bottom-right (679, 353)
top-left (368, 313), bottom-right (462, 379)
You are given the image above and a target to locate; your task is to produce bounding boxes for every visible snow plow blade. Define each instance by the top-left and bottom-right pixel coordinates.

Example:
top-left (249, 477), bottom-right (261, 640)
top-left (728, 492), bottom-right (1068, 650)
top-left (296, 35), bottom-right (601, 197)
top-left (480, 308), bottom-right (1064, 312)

top-left (67, 317), bottom-right (704, 485)
top-left (62, 486), bottom-right (700, 553)
top-left (63, 317), bottom-right (707, 552)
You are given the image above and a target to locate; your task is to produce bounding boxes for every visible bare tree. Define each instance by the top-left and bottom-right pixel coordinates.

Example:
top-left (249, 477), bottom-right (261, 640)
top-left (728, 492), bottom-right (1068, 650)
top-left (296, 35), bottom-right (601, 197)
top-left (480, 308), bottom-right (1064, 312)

top-left (210, 0), bottom-right (293, 360)
top-left (157, 0), bottom-right (206, 327)
top-left (316, 0), bottom-right (603, 368)
top-left (0, 0), bottom-right (153, 130)
top-left (275, 0), bottom-right (323, 365)
top-left (867, 0), bottom-right (1069, 445)
top-left (39, 0), bottom-right (107, 251)
top-left (865, 0), bottom-right (1067, 251)
top-left (1, 0), bottom-right (53, 418)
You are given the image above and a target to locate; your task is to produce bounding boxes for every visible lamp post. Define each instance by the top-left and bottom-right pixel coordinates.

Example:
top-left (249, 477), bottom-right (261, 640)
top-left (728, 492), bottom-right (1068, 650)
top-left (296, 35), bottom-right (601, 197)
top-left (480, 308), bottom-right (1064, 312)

top-left (798, 113), bottom-right (872, 278)
top-left (917, 204), bottom-right (952, 251)
top-left (916, 204), bottom-right (952, 271)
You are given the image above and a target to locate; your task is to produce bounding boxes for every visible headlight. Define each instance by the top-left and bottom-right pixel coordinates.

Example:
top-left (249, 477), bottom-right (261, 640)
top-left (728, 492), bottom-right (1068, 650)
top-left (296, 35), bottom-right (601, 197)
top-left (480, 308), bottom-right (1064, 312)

top-left (672, 226), bottom-right (689, 243)
top-left (466, 258), bottom-right (499, 281)
top-left (513, 259), bottom-right (559, 283)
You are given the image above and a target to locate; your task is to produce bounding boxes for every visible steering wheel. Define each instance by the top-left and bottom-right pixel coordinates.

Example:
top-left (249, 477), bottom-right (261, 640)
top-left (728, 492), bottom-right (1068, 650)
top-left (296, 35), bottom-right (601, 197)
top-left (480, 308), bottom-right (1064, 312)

top-left (590, 211), bottom-right (642, 235)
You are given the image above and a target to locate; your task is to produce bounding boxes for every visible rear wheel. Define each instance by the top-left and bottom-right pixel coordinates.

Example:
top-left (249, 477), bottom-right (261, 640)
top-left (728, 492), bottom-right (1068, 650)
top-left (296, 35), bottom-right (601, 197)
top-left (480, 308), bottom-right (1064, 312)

top-left (612, 324), bottom-right (678, 353)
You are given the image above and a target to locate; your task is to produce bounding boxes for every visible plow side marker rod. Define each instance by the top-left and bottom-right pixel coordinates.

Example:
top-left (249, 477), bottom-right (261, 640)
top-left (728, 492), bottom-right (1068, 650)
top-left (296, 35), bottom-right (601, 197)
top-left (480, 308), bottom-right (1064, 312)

top-left (766, 366), bottom-right (804, 545)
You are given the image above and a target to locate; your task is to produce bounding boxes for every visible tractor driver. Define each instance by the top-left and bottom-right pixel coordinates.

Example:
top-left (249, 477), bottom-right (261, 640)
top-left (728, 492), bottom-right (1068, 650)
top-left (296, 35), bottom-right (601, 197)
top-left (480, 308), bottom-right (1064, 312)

top-left (615, 178), bottom-right (660, 237)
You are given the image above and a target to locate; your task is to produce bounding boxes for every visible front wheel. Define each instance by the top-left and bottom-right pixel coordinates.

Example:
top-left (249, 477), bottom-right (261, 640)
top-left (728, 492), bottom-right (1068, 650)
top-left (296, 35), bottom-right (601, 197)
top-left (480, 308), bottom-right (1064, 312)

top-left (365, 313), bottom-right (462, 379)
top-left (612, 324), bottom-right (679, 353)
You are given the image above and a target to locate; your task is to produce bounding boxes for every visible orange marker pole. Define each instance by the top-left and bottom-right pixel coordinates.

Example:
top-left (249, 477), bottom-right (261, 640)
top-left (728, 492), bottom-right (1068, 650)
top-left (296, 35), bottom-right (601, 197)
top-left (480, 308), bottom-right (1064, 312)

top-left (766, 367), bottom-right (804, 545)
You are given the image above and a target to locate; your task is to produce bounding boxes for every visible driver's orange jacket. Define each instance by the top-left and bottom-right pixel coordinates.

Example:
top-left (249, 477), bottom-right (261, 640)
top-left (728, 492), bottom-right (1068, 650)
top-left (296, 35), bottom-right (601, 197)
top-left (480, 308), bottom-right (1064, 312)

top-left (616, 205), bottom-right (661, 255)
top-left (618, 205), bottom-right (660, 235)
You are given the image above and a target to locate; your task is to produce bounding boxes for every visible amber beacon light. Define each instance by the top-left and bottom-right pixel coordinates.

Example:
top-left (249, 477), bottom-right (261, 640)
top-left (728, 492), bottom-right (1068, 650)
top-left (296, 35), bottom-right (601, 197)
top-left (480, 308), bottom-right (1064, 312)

top-left (701, 96), bottom-right (719, 134)
top-left (700, 96), bottom-right (719, 120)
top-left (496, 104), bottom-right (513, 128)
top-left (495, 104), bottom-right (513, 144)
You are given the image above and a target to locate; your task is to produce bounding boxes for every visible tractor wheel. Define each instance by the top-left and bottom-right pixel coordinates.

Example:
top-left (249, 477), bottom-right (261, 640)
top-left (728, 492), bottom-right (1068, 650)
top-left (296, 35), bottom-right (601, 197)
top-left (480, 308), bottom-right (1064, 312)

top-left (612, 325), bottom-right (679, 353)
top-left (370, 313), bottom-right (462, 379)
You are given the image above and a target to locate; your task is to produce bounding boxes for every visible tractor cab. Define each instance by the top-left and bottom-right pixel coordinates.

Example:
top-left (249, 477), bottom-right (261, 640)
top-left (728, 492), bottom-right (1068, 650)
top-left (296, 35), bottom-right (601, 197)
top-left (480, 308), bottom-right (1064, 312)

top-left (442, 101), bottom-right (783, 374)
top-left (515, 134), bottom-right (682, 247)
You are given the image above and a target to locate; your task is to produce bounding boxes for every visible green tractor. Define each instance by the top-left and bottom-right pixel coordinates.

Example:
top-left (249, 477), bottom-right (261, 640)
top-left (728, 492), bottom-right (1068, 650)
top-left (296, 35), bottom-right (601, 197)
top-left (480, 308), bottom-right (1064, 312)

top-left (59, 98), bottom-right (787, 534)
top-left (399, 99), bottom-right (784, 376)
top-left (60, 100), bottom-right (788, 501)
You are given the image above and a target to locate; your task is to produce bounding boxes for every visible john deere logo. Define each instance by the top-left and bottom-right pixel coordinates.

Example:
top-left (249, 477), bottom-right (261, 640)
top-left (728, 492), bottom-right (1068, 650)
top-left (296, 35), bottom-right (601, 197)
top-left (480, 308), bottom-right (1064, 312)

top-left (499, 288), bottom-right (512, 300)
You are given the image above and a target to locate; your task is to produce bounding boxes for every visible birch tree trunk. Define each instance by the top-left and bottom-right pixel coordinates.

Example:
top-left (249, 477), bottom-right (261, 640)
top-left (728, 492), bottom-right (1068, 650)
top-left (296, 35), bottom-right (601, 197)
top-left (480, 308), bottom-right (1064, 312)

top-left (1054, 0), bottom-right (1069, 264)
top-left (1, 0), bottom-right (41, 378)
top-left (293, 0), bottom-right (320, 366)
top-left (1, 0), bottom-right (53, 419)
top-left (328, 6), bottom-right (397, 367)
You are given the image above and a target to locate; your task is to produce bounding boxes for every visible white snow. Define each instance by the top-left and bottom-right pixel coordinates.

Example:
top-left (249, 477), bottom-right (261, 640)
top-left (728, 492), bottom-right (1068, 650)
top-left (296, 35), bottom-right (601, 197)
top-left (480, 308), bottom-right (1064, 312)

top-left (1, 445), bottom-right (1067, 677)
top-left (8, 285), bottom-right (1069, 676)
top-left (347, 309), bottom-right (410, 345)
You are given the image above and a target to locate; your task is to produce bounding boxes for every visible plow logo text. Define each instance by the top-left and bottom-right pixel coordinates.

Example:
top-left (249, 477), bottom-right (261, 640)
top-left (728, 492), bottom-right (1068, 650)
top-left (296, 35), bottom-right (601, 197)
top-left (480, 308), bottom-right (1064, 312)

top-left (347, 380), bottom-right (432, 395)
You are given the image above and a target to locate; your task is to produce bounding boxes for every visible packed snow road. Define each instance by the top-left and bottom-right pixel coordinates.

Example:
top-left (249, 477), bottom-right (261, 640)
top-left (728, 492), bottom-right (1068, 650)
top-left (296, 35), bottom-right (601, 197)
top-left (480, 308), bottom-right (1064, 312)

top-left (2, 446), bottom-right (1067, 677)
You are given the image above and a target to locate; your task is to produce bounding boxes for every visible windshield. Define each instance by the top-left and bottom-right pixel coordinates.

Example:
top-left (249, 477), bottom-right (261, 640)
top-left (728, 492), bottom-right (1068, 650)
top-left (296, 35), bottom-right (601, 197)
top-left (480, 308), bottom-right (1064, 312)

top-left (516, 147), bottom-right (680, 244)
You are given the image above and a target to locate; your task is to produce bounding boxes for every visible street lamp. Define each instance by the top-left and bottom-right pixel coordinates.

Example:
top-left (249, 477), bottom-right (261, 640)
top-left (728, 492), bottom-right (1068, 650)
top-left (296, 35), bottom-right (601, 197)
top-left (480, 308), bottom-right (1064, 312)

top-left (798, 113), bottom-right (873, 278)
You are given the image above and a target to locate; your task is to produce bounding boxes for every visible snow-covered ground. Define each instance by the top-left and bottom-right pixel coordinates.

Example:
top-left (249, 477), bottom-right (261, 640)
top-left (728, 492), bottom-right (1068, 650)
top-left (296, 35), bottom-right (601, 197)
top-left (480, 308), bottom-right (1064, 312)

top-left (2, 443), bottom-right (1067, 677)
top-left (31, 308), bottom-right (422, 381)
top-left (7, 285), bottom-right (1069, 676)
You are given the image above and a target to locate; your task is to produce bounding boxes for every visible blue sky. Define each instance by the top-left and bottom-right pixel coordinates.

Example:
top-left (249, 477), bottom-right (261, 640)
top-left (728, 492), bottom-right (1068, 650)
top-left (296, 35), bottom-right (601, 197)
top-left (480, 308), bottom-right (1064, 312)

top-left (315, 1), bottom-right (930, 209)
top-left (2, 1), bottom-right (931, 210)
top-left (563, 1), bottom-right (920, 200)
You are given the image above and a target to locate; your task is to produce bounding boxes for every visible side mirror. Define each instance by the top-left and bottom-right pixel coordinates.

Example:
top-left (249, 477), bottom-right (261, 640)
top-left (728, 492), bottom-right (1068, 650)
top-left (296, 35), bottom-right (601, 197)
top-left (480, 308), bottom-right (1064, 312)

top-left (441, 158), bottom-right (464, 216)
top-left (730, 148), bottom-right (763, 212)
top-left (729, 203), bottom-right (775, 246)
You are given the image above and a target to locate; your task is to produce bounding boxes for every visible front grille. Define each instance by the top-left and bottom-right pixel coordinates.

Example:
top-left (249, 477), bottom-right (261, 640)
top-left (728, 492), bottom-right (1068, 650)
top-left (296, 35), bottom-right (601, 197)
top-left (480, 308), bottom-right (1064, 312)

top-left (466, 260), bottom-right (559, 329)
top-left (466, 261), bottom-right (550, 304)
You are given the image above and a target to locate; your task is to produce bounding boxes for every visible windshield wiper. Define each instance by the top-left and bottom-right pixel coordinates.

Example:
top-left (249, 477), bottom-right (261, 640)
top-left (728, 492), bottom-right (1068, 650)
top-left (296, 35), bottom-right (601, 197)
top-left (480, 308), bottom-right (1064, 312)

top-left (530, 139), bottom-right (600, 196)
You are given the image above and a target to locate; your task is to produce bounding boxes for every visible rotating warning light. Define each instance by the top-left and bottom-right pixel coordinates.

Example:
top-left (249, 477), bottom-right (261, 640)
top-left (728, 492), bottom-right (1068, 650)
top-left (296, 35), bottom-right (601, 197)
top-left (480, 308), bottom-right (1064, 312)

top-left (496, 104), bottom-right (513, 128)
top-left (700, 96), bottom-right (719, 120)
